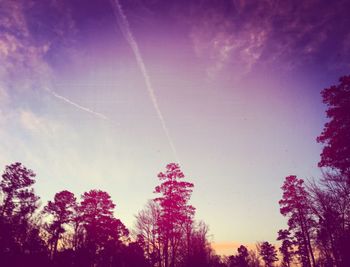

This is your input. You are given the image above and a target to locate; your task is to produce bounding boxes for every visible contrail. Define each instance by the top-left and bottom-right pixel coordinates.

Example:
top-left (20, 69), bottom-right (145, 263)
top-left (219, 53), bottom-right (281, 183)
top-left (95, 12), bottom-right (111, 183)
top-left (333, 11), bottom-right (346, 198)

top-left (111, 0), bottom-right (179, 162)
top-left (44, 87), bottom-right (109, 120)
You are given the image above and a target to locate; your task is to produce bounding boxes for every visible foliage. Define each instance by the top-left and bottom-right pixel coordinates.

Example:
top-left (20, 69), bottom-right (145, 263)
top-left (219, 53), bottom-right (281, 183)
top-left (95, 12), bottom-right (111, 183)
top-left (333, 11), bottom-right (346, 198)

top-left (43, 190), bottom-right (77, 258)
top-left (78, 189), bottom-right (129, 265)
top-left (317, 75), bottom-right (350, 177)
top-left (277, 229), bottom-right (293, 267)
top-left (279, 175), bottom-right (316, 267)
top-left (0, 162), bottom-right (39, 218)
top-left (0, 162), bottom-right (46, 266)
top-left (153, 163), bottom-right (195, 267)
top-left (258, 242), bottom-right (277, 267)
top-left (227, 245), bottom-right (250, 267)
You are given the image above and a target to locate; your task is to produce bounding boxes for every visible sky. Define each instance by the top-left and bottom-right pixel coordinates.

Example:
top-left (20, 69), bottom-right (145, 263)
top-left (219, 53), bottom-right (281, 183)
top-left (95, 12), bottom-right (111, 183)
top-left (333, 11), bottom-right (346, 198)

top-left (1, 0), bottom-right (350, 255)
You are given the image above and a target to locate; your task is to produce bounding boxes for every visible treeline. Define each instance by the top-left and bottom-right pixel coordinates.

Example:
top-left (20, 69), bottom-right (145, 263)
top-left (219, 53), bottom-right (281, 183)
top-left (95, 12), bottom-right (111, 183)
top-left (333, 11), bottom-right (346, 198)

top-left (0, 162), bottom-right (279, 267)
top-left (273, 76), bottom-right (350, 267)
top-left (0, 76), bottom-right (349, 267)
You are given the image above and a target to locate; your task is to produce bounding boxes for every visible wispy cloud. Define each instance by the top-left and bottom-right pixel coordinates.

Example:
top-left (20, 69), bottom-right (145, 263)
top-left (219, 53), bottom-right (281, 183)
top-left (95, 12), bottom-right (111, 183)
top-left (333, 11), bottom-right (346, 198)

top-left (0, 0), bottom-right (109, 122)
top-left (185, 0), bottom-right (350, 78)
top-left (20, 109), bottom-right (60, 136)
top-left (44, 88), bottom-right (109, 121)
top-left (111, 0), bottom-right (179, 162)
top-left (188, 1), bottom-right (272, 79)
top-left (191, 25), bottom-right (269, 79)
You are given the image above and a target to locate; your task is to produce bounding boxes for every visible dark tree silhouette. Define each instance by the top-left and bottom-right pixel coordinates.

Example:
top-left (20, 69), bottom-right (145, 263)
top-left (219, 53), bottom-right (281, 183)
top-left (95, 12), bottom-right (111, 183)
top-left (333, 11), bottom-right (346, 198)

top-left (0, 163), bottom-right (207, 267)
top-left (279, 175), bottom-right (316, 267)
top-left (123, 241), bottom-right (150, 267)
top-left (310, 75), bottom-right (350, 267)
top-left (0, 162), bottom-right (38, 217)
top-left (0, 162), bottom-right (46, 267)
top-left (185, 221), bottom-right (211, 267)
top-left (43, 190), bottom-right (77, 259)
top-left (153, 163), bottom-right (195, 267)
top-left (237, 245), bottom-right (249, 267)
top-left (258, 242), bottom-right (278, 267)
top-left (317, 75), bottom-right (350, 177)
top-left (277, 229), bottom-right (293, 267)
top-left (78, 189), bottom-right (129, 266)
top-left (135, 200), bottom-right (161, 266)
top-left (227, 245), bottom-right (250, 267)
top-left (247, 249), bottom-right (261, 267)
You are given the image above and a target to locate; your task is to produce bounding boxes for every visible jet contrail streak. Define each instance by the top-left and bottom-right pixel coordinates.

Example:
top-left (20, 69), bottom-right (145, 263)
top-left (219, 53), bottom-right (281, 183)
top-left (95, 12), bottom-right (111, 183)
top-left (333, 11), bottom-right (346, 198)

top-left (111, 0), bottom-right (179, 162)
top-left (45, 88), bottom-right (109, 120)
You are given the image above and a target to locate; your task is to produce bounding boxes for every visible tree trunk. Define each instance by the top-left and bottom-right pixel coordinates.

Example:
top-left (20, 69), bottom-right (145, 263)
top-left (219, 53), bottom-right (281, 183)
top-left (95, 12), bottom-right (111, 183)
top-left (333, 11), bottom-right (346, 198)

top-left (298, 213), bottom-right (312, 267)
top-left (305, 229), bottom-right (316, 267)
top-left (164, 239), bottom-right (169, 267)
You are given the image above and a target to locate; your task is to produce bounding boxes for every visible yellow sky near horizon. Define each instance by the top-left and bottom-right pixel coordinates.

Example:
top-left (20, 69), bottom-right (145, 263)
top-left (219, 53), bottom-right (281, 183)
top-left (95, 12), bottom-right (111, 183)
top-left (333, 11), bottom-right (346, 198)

top-left (211, 242), bottom-right (257, 256)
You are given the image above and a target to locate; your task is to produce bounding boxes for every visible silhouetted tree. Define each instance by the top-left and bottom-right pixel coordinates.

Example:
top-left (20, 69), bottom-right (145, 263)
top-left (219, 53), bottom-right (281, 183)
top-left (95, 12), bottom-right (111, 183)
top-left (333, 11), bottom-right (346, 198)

top-left (277, 229), bottom-right (293, 267)
top-left (247, 249), bottom-right (261, 267)
top-left (209, 254), bottom-right (227, 267)
top-left (0, 163), bottom-right (47, 266)
top-left (228, 245), bottom-right (250, 267)
top-left (279, 175), bottom-right (316, 267)
top-left (258, 242), bottom-right (277, 267)
top-left (135, 200), bottom-right (162, 267)
top-left (0, 162), bottom-right (38, 217)
top-left (43, 190), bottom-right (77, 259)
top-left (313, 75), bottom-right (350, 267)
top-left (185, 221), bottom-right (211, 267)
top-left (78, 189), bottom-right (129, 266)
top-left (237, 245), bottom-right (249, 267)
top-left (123, 241), bottom-right (150, 267)
top-left (153, 163), bottom-right (195, 267)
top-left (317, 75), bottom-right (350, 178)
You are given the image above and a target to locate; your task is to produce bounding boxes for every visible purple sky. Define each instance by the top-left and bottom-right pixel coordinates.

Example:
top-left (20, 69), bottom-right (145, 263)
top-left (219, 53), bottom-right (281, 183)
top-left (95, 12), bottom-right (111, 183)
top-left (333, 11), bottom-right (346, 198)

top-left (1, 0), bottom-right (350, 254)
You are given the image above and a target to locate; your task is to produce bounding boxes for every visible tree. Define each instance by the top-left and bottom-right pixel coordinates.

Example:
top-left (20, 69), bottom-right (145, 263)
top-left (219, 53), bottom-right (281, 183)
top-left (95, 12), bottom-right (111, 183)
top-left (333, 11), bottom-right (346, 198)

top-left (236, 245), bottom-right (249, 267)
top-left (279, 175), bottom-right (316, 267)
top-left (277, 229), bottom-right (293, 267)
top-left (135, 200), bottom-right (162, 266)
top-left (0, 162), bottom-right (40, 245)
top-left (247, 249), bottom-right (261, 267)
top-left (0, 163), bottom-right (46, 266)
top-left (0, 162), bottom-right (38, 217)
top-left (314, 75), bottom-right (350, 267)
top-left (228, 245), bottom-right (250, 267)
top-left (258, 242), bottom-right (278, 267)
top-left (185, 221), bottom-right (211, 267)
top-left (317, 75), bottom-right (350, 178)
top-left (153, 163), bottom-right (195, 267)
top-left (43, 190), bottom-right (77, 259)
top-left (123, 241), bottom-right (149, 267)
top-left (308, 173), bottom-right (350, 267)
top-left (78, 189), bottom-right (129, 266)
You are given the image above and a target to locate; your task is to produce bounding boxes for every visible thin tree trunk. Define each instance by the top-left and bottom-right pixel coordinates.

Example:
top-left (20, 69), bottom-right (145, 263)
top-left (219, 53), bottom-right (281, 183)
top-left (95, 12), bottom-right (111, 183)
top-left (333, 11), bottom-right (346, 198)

top-left (298, 213), bottom-right (312, 267)
top-left (305, 229), bottom-right (316, 267)
top-left (164, 238), bottom-right (169, 267)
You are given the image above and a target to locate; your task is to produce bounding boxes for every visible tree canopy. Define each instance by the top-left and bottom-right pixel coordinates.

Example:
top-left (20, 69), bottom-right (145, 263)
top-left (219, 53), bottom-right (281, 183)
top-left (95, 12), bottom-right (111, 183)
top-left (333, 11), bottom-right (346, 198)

top-left (317, 75), bottom-right (350, 177)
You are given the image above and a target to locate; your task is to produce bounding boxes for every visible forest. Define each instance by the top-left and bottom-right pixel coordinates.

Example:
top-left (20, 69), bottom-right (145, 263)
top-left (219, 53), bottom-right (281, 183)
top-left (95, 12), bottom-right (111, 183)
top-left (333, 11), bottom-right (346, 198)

top-left (0, 76), bottom-right (349, 267)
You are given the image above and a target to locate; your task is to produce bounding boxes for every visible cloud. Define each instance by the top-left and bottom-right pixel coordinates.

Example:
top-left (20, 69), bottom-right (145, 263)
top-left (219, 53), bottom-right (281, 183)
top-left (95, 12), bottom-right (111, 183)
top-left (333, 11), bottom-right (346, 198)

top-left (19, 110), bottom-right (60, 136)
top-left (111, 0), bottom-right (179, 162)
top-left (185, 1), bottom-right (273, 79)
top-left (184, 0), bottom-right (350, 78)
top-left (0, 1), bottom-right (53, 95)
top-left (0, 0), bottom-right (110, 122)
